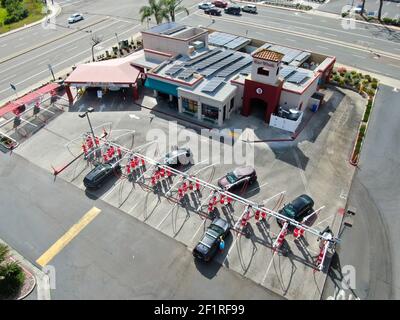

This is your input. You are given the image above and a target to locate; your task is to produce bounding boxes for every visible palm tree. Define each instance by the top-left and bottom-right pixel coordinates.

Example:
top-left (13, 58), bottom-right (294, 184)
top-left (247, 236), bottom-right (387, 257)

top-left (378, 0), bottom-right (384, 21)
top-left (360, 0), bottom-right (366, 15)
top-left (139, 0), bottom-right (170, 26)
top-left (162, 0), bottom-right (189, 22)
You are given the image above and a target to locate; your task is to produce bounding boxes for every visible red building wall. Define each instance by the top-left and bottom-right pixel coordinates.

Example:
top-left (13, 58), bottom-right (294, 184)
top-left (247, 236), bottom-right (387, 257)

top-left (241, 79), bottom-right (283, 122)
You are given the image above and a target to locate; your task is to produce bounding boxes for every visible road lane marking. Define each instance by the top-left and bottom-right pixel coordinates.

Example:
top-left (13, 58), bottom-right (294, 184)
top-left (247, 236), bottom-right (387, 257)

top-left (66, 45), bottom-right (78, 52)
top-left (352, 54), bottom-right (366, 59)
top-left (0, 19), bottom-right (121, 75)
top-left (36, 207), bottom-right (101, 267)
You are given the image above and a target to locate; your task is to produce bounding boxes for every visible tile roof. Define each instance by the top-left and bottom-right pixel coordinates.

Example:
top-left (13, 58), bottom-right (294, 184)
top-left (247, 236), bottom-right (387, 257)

top-left (252, 49), bottom-right (284, 62)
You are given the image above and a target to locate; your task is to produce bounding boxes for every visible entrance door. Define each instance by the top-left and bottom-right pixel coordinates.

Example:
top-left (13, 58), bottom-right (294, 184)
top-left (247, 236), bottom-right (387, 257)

top-left (249, 98), bottom-right (268, 122)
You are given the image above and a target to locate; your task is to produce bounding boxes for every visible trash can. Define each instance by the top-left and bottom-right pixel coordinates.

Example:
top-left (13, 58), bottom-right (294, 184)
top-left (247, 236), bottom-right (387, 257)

top-left (311, 103), bottom-right (319, 112)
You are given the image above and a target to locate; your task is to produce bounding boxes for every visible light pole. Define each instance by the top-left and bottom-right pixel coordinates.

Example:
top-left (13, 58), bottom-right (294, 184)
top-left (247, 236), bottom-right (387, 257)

top-left (115, 33), bottom-right (120, 49)
top-left (79, 107), bottom-right (96, 144)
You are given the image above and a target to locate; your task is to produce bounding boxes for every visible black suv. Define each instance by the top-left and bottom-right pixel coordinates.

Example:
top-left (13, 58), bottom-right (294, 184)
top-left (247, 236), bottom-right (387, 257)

top-left (224, 5), bottom-right (241, 15)
top-left (277, 194), bottom-right (314, 229)
top-left (193, 217), bottom-right (230, 262)
top-left (83, 162), bottom-right (121, 189)
top-left (204, 8), bottom-right (222, 16)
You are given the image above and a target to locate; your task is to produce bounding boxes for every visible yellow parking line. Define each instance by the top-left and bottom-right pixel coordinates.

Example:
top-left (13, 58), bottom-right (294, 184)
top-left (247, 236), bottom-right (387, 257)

top-left (36, 207), bottom-right (101, 267)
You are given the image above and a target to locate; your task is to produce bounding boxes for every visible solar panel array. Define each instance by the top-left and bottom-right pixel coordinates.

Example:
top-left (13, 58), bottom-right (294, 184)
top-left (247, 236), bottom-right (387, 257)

top-left (287, 71), bottom-right (309, 84)
top-left (178, 68), bottom-right (196, 80)
top-left (193, 50), bottom-right (233, 70)
top-left (240, 65), bottom-right (252, 75)
top-left (279, 66), bottom-right (297, 79)
top-left (201, 78), bottom-right (226, 93)
top-left (184, 48), bottom-right (221, 67)
top-left (224, 37), bottom-right (250, 50)
top-left (209, 32), bottom-right (238, 46)
top-left (200, 55), bottom-right (244, 77)
top-left (161, 25), bottom-right (186, 35)
top-left (294, 51), bottom-right (311, 62)
top-left (217, 56), bottom-right (252, 77)
top-left (165, 64), bottom-right (184, 76)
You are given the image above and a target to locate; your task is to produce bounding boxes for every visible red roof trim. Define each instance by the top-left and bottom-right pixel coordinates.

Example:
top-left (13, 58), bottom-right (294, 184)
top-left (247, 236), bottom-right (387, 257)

top-left (148, 73), bottom-right (204, 87)
top-left (144, 48), bottom-right (173, 57)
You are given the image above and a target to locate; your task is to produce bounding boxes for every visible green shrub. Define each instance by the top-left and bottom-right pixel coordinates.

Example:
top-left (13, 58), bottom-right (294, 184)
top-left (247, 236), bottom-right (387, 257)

top-left (333, 75), bottom-right (340, 82)
top-left (339, 79), bottom-right (345, 86)
top-left (371, 82), bottom-right (378, 89)
top-left (362, 100), bottom-right (373, 122)
top-left (365, 74), bottom-right (371, 82)
top-left (0, 261), bottom-right (25, 297)
top-left (351, 70), bottom-right (357, 75)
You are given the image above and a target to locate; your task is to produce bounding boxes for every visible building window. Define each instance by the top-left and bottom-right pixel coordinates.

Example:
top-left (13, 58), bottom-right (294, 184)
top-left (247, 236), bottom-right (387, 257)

top-left (182, 97), bottom-right (198, 115)
top-left (202, 103), bottom-right (219, 122)
top-left (230, 97), bottom-right (235, 111)
top-left (257, 67), bottom-right (269, 76)
top-left (276, 67), bottom-right (280, 76)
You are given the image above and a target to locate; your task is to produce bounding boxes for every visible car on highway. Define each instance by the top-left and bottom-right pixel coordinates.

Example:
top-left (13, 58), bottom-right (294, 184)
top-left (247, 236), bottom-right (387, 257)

top-left (212, 0), bottom-right (228, 8)
top-left (241, 4), bottom-right (257, 13)
top-left (161, 147), bottom-right (193, 168)
top-left (198, 2), bottom-right (215, 10)
top-left (192, 217), bottom-right (230, 262)
top-left (277, 194), bottom-right (314, 228)
top-left (218, 166), bottom-right (257, 191)
top-left (224, 5), bottom-right (241, 15)
top-left (204, 7), bottom-right (222, 16)
top-left (83, 162), bottom-right (121, 189)
top-left (68, 13), bottom-right (84, 24)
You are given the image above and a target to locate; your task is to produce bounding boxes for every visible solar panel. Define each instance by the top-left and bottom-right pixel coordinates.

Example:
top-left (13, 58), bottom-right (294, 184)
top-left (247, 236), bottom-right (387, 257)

top-left (279, 66), bottom-right (297, 79)
top-left (201, 78), bottom-right (226, 93)
top-left (209, 32), bottom-right (238, 46)
top-left (162, 25), bottom-right (186, 35)
top-left (287, 71), bottom-right (309, 84)
top-left (200, 55), bottom-right (243, 77)
top-left (165, 64), bottom-right (184, 76)
top-left (193, 51), bottom-right (233, 70)
top-left (240, 66), bottom-right (252, 75)
top-left (224, 37), bottom-right (250, 50)
top-left (217, 56), bottom-right (252, 77)
top-left (294, 51), bottom-right (311, 62)
top-left (184, 48), bottom-right (221, 67)
top-left (178, 68), bottom-right (196, 80)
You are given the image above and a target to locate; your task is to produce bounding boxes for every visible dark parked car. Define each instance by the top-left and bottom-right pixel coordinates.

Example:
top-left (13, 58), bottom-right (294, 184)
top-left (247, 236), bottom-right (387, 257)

top-left (161, 147), bottom-right (193, 168)
top-left (83, 162), bottom-right (121, 189)
top-left (277, 194), bottom-right (314, 229)
top-left (224, 5), bottom-right (241, 15)
top-left (217, 166), bottom-right (257, 191)
top-left (204, 8), bottom-right (222, 15)
top-left (192, 217), bottom-right (230, 262)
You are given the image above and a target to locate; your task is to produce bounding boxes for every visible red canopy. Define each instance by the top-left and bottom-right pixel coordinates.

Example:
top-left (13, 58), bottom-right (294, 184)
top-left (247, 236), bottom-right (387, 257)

top-left (0, 83), bottom-right (59, 117)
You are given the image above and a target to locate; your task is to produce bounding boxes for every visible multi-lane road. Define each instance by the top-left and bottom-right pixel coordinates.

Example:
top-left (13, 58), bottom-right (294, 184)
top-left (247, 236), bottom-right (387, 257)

top-left (1, 1), bottom-right (400, 104)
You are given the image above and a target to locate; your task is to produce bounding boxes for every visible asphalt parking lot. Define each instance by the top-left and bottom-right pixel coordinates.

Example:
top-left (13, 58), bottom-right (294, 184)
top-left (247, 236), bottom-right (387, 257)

top-left (11, 85), bottom-right (365, 299)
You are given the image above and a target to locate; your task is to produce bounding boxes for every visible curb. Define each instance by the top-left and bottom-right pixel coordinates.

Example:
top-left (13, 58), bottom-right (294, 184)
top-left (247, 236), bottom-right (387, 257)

top-left (0, 2), bottom-right (62, 39)
top-left (349, 82), bottom-right (379, 166)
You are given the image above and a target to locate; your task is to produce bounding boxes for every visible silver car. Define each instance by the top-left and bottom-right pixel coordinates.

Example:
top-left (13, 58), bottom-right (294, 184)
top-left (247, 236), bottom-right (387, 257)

top-left (68, 13), bottom-right (84, 24)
